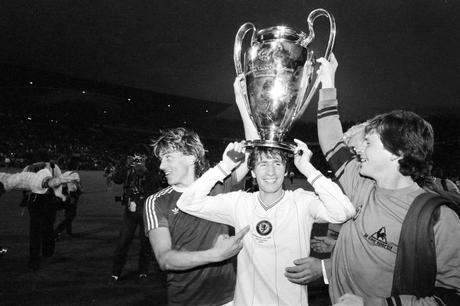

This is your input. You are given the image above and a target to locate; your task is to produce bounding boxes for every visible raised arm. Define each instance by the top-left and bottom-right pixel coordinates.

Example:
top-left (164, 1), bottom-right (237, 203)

top-left (234, 74), bottom-right (259, 141)
top-left (316, 54), bottom-right (346, 156)
top-left (233, 75), bottom-right (260, 182)
top-left (316, 54), bottom-right (371, 200)
top-left (177, 142), bottom-right (246, 226)
top-left (293, 138), bottom-right (355, 223)
top-left (286, 138), bottom-right (353, 287)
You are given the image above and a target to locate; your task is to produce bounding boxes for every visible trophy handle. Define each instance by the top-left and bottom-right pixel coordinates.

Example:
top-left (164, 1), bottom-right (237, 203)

top-left (234, 23), bottom-right (257, 133)
top-left (303, 8), bottom-right (336, 60)
top-left (233, 22), bottom-right (256, 75)
top-left (295, 8), bottom-right (336, 120)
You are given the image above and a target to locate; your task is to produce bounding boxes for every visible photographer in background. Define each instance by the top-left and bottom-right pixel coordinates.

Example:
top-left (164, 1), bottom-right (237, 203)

top-left (108, 144), bottom-right (164, 284)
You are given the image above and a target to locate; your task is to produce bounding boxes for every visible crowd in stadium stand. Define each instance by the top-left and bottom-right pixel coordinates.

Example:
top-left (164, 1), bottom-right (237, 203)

top-left (0, 110), bottom-right (459, 189)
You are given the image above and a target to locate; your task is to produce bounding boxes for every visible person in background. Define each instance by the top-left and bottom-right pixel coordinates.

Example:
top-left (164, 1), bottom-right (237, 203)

top-left (423, 161), bottom-right (460, 194)
top-left (54, 171), bottom-right (82, 240)
top-left (22, 150), bottom-right (69, 271)
top-left (0, 169), bottom-right (78, 259)
top-left (108, 145), bottom-right (164, 284)
top-left (104, 163), bottom-right (115, 190)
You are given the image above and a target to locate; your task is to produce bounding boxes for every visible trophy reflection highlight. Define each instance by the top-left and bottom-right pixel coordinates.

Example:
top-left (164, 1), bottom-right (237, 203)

top-left (234, 8), bottom-right (336, 151)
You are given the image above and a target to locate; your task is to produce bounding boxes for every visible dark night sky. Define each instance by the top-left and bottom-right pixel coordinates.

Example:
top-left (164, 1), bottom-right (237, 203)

top-left (0, 0), bottom-right (459, 122)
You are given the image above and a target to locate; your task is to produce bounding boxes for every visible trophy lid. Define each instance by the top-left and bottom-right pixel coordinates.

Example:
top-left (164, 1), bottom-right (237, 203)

top-left (256, 26), bottom-right (306, 44)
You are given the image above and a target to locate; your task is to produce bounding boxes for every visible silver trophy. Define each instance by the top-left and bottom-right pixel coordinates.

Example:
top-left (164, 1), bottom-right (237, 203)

top-left (234, 8), bottom-right (336, 151)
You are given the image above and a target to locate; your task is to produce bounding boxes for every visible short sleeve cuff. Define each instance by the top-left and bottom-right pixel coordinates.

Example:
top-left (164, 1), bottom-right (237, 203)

top-left (307, 170), bottom-right (323, 186)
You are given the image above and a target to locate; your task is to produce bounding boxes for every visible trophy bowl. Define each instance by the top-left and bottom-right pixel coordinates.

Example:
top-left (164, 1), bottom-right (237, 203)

top-left (234, 8), bottom-right (336, 151)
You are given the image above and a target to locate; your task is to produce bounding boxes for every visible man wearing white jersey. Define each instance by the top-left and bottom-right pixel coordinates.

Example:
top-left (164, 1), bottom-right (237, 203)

top-left (177, 140), bottom-right (355, 305)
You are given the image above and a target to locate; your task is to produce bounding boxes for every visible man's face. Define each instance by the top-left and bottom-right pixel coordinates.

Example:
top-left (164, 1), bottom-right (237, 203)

top-left (159, 150), bottom-right (194, 188)
top-left (252, 153), bottom-right (286, 195)
top-left (358, 131), bottom-right (395, 179)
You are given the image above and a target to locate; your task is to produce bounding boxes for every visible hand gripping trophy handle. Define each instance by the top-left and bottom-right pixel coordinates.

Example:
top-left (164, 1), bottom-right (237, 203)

top-left (295, 8), bottom-right (336, 120)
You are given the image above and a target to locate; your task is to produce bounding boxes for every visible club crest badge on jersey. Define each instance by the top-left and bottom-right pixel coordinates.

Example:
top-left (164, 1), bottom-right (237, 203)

top-left (256, 220), bottom-right (273, 236)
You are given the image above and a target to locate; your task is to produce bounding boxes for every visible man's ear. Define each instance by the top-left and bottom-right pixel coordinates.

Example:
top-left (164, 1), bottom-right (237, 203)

top-left (390, 152), bottom-right (403, 162)
top-left (251, 170), bottom-right (256, 178)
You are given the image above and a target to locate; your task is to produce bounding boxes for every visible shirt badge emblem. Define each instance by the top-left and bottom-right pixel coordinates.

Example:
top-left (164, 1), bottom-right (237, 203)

top-left (256, 220), bottom-right (273, 236)
top-left (364, 226), bottom-right (398, 254)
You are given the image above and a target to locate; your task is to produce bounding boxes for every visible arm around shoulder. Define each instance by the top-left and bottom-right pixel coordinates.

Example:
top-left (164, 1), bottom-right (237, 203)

top-left (148, 225), bottom-right (248, 271)
top-left (148, 228), bottom-right (219, 271)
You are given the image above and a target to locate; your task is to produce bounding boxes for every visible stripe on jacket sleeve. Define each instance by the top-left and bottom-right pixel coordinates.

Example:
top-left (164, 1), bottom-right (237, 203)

top-left (324, 141), bottom-right (346, 161)
top-left (144, 187), bottom-right (172, 231)
top-left (317, 106), bottom-right (338, 119)
top-left (326, 145), bottom-right (354, 175)
top-left (144, 195), bottom-right (158, 230)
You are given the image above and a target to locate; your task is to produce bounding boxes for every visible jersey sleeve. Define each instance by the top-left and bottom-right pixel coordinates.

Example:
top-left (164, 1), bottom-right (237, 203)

top-left (144, 190), bottom-right (169, 235)
top-left (297, 170), bottom-right (355, 223)
top-left (432, 206), bottom-right (460, 298)
top-left (317, 88), bottom-right (374, 205)
top-left (177, 162), bottom-right (239, 226)
top-left (210, 166), bottom-right (244, 195)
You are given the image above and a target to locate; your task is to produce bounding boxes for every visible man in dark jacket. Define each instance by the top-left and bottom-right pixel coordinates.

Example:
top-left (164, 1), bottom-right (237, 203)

top-left (108, 144), bottom-right (164, 284)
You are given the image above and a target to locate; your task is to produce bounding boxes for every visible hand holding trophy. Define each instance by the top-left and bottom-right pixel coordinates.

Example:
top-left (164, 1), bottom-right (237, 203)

top-left (234, 8), bottom-right (336, 151)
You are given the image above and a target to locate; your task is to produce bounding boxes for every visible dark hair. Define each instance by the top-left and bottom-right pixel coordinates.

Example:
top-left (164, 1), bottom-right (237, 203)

top-left (151, 127), bottom-right (208, 177)
top-left (130, 143), bottom-right (151, 156)
top-left (247, 147), bottom-right (290, 171)
top-left (365, 110), bottom-right (434, 180)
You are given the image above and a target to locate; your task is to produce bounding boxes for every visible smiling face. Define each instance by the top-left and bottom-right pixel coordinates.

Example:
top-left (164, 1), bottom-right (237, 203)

top-left (357, 131), bottom-right (396, 180)
top-left (252, 152), bottom-right (287, 198)
top-left (158, 150), bottom-right (195, 188)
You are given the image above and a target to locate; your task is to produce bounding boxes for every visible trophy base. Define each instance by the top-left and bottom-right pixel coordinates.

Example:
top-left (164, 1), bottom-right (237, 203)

top-left (243, 140), bottom-right (295, 152)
